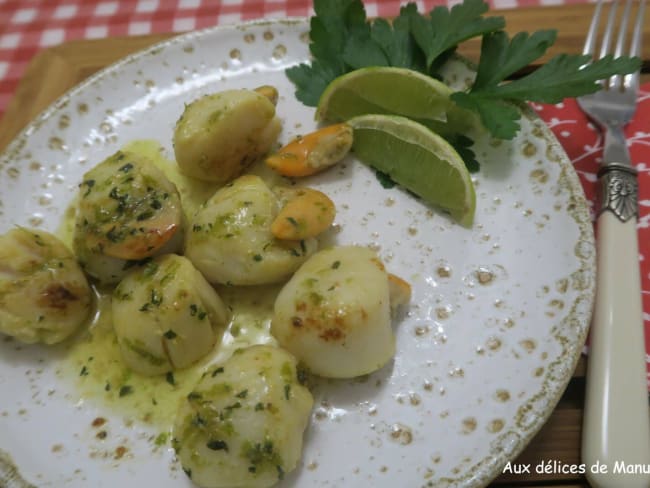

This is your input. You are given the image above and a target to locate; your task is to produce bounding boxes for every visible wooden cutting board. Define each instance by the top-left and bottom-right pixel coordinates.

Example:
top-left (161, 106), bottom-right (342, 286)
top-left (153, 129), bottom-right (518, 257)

top-left (0, 4), bottom-right (648, 487)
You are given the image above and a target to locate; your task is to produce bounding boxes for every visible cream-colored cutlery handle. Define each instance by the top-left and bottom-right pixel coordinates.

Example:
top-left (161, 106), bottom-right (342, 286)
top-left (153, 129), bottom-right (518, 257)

top-left (583, 211), bottom-right (650, 488)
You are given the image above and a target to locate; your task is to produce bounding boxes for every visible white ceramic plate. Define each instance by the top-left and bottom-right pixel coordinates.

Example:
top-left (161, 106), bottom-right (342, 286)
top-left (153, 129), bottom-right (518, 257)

top-left (0, 19), bottom-right (595, 488)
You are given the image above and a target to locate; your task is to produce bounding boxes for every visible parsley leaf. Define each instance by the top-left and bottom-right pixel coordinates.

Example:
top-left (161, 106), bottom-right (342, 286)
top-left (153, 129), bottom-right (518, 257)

top-left (446, 134), bottom-right (480, 173)
top-left (286, 0), bottom-right (367, 106)
top-left (450, 93), bottom-right (521, 140)
top-left (471, 30), bottom-right (557, 90)
top-left (375, 170), bottom-right (397, 189)
top-left (309, 0), bottom-right (368, 72)
top-left (452, 30), bottom-right (642, 139)
top-left (342, 5), bottom-right (426, 72)
top-left (285, 60), bottom-right (341, 107)
top-left (408, 0), bottom-right (505, 73)
top-left (484, 53), bottom-right (642, 102)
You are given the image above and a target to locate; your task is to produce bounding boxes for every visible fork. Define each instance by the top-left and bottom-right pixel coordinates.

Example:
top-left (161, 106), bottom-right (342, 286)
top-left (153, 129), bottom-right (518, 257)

top-left (578, 0), bottom-right (650, 486)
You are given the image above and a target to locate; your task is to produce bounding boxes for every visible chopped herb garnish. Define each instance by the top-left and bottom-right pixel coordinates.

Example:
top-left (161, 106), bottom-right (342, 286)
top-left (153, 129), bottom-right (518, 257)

top-left (163, 329), bottom-right (177, 340)
top-left (191, 414), bottom-right (206, 427)
top-left (255, 402), bottom-right (265, 411)
top-left (242, 438), bottom-right (283, 473)
top-left (123, 338), bottom-right (166, 366)
top-left (81, 179), bottom-right (95, 196)
top-left (136, 210), bottom-right (154, 221)
top-left (284, 384), bottom-right (291, 400)
top-left (286, 216), bottom-right (299, 227)
top-left (80, 366), bottom-right (89, 376)
top-left (211, 367), bottom-right (225, 377)
top-left (150, 289), bottom-right (163, 306)
top-left (165, 371), bottom-right (175, 385)
top-left (224, 401), bottom-right (242, 412)
top-left (154, 432), bottom-right (169, 446)
top-left (331, 260), bottom-right (341, 269)
top-left (253, 254), bottom-right (263, 262)
top-left (309, 291), bottom-right (323, 305)
top-left (296, 364), bottom-right (308, 385)
top-left (206, 440), bottom-right (229, 451)
top-left (119, 385), bottom-right (134, 397)
top-left (235, 389), bottom-right (248, 399)
top-left (106, 226), bottom-right (123, 243)
top-left (143, 261), bottom-right (159, 277)
top-left (187, 391), bottom-right (203, 401)
top-left (119, 162), bottom-right (134, 172)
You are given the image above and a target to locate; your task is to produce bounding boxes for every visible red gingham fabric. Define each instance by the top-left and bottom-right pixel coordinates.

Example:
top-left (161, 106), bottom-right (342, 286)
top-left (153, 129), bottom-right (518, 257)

top-left (1, 0), bottom-right (650, 385)
top-left (0, 0), bottom-right (596, 117)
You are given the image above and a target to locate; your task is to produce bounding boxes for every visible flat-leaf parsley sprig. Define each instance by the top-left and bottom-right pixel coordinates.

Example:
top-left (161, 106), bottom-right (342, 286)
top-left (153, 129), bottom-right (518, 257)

top-left (286, 0), bottom-right (641, 141)
top-left (451, 30), bottom-right (641, 138)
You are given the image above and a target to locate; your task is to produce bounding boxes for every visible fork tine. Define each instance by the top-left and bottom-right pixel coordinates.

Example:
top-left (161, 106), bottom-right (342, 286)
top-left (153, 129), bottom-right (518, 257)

top-left (630, 0), bottom-right (646, 58)
top-left (611, 0), bottom-right (634, 88)
top-left (583, 0), bottom-right (604, 56)
top-left (625, 0), bottom-right (646, 89)
top-left (614, 0), bottom-right (633, 58)
top-left (599, 0), bottom-right (620, 59)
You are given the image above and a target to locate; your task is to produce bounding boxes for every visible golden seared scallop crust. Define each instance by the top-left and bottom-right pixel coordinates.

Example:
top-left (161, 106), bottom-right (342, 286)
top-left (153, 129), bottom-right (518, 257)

top-left (185, 175), bottom-right (317, 286)
top-left (173, 345), bottom-right (313, 488)
top-left (271, 245), bottom-right (396, 378)
top-left (173, 89), bottom-right (282, 183)
top-left (0, 228), bottom-right (92, 344)
top-left (112, 254), bottom-right (229, 376)
top-left (73, 150), bottom-right (184, 284)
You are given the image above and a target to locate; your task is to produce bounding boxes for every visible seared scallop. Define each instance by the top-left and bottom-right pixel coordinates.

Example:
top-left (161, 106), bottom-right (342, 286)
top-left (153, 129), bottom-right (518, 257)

top-left (73, 150), bottom-right (183, 284)
top-left (0, 228), bottom-right (92, 344)
top-left (112, 254), bottom-right (229, 376)
top-left (173, 88), bottom-right (282, 183)
top-left (271, 245), bottom-right (410, 378)
top-left (185, 175), bottom-right (318, 286)
top-left (173, 345), bottom-right (313, 488)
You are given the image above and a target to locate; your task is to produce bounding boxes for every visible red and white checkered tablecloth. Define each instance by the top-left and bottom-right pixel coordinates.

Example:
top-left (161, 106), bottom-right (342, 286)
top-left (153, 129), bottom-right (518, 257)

top-left (2, 0), bottom-right (650, 385)
top-left (0, 0), bottom-right (591, 118)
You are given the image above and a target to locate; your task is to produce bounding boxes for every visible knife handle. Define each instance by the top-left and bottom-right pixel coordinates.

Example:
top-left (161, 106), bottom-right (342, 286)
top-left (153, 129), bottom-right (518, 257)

top-left (583, 205), bottom-right (650, 488)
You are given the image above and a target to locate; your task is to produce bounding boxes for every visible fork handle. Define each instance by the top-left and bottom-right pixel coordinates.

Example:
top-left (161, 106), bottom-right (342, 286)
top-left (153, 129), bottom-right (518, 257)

top-left (583, 166), bottom-right (650, 487)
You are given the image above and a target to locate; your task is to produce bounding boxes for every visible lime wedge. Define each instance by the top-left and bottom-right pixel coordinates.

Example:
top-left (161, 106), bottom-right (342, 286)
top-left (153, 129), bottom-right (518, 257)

top-left (316, 67), bottom-right (453, 125)
top-left (348, 114), bottom-right (476, 227)
top-left (316, 66), bottom-right (480, 138)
